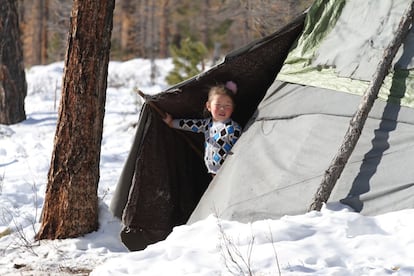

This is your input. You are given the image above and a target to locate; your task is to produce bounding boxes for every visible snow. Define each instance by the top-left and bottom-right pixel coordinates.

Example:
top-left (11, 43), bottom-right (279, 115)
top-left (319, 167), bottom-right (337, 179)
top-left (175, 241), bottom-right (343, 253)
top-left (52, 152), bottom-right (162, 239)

top-left (1, 58), bottom-right (414, 275)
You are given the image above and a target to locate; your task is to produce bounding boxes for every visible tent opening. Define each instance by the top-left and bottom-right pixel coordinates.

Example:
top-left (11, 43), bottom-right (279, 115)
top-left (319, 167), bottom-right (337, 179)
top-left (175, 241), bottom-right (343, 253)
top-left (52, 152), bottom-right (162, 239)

top-left (110, 14), bottom-right (306, 251)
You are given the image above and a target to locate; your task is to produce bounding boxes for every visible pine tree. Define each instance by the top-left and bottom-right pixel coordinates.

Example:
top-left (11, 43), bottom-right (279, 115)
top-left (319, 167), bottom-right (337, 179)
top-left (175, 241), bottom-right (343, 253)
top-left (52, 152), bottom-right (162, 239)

top-left (166, 37), bottom-right (207, 85)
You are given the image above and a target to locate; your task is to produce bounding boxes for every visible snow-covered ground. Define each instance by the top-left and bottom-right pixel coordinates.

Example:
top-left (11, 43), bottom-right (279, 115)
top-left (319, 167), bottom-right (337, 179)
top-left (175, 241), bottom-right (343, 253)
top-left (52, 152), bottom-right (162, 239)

top-left (1, 59), bottom-right (414, 275)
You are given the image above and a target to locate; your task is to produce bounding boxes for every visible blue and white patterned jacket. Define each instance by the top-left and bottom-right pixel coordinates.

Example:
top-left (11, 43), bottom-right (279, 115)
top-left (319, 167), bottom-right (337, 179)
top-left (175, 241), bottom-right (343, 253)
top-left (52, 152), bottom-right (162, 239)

top-left (172, 118), bottom-right (242, 174)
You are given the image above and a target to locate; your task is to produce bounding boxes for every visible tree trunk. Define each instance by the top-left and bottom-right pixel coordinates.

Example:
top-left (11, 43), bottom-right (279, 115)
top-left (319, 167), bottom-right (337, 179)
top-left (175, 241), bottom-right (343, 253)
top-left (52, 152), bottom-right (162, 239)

top-left (136, 0), bottom-right (149, 57)
top-left (18, 0), bottom-right (32, 66)
top-left (120, 0), bottom-right (136, 59)
top-left (201, 0), bottom-right (209, 47)
top-left (158, 0), bottom-right (170, 58)
top-left (243, 0), bottom-right (253, 44)
top-left (0, 0), bottom-right (27, 125)
top-left (32, 0), bottom-right (43, 65)
top-left (308, 1), bottom-right (414, 212)
top-left (36, 0), bottom-right (115, 240)
top-left (41, 0), bottom-right (49, 64)
top-left (20, 0), bottom-right (48, 66)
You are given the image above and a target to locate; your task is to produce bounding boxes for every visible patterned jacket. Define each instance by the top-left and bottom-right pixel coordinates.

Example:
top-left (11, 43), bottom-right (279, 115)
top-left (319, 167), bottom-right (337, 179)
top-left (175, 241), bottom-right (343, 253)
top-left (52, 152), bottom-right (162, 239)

top-left (172, 117), bottom-right (242, 174)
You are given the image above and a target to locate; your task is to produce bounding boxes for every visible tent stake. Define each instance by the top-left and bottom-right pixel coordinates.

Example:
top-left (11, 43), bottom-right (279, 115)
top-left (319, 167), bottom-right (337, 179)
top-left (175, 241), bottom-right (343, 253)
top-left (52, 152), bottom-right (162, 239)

top-left (136, 89), bottom-right (204, 159)
top-left (308, 2), bottom-right (414, 212)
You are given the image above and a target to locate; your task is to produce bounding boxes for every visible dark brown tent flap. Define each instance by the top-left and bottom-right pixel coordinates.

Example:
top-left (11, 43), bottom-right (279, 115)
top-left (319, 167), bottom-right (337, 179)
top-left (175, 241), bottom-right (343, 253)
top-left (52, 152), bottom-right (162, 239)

top-left (109, 13), bottom-right (306, 251)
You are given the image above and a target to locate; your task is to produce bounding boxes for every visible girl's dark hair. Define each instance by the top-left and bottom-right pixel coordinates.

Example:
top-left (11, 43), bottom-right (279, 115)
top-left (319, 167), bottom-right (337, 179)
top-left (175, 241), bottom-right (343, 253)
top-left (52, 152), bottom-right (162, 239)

top-left (207, 84), bottom-right (236, 103)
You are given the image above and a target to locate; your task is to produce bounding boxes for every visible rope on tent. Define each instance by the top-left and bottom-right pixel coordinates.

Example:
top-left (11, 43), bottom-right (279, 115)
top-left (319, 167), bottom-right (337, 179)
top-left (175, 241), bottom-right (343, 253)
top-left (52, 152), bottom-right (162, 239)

top-left (308, 1), bottom-right (414, 212)
top-left (136, 89), bottom-right (204, 159)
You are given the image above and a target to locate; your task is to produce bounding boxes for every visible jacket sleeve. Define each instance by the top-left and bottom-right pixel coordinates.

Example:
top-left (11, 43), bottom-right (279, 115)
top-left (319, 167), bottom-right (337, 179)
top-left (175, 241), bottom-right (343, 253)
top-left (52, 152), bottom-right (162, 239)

top-left (172, 119), bottom-right (207, 133)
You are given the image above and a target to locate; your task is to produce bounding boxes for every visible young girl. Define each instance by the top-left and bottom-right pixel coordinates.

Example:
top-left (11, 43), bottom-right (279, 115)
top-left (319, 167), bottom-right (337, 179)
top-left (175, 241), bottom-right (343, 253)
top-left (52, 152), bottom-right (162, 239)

top-left (163, 81), bottom-right (242, 176)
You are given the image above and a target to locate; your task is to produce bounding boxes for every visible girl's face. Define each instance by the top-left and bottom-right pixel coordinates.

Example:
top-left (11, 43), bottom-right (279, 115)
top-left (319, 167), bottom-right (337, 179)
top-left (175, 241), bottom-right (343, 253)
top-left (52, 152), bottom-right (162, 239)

top-left (206, 94), bottom-right (234, 122)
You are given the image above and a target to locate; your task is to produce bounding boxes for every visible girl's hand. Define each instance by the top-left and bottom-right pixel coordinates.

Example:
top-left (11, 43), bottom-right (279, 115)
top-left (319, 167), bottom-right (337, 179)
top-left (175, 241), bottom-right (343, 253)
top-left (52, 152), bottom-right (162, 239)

top-left (163, 113), bottom-right (173, 127)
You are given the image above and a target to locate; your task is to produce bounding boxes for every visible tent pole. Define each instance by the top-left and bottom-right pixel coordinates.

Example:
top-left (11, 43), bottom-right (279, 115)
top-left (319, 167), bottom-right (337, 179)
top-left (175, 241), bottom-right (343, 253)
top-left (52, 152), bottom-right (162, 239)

top-left (308, 1), bottom-right (414, 212)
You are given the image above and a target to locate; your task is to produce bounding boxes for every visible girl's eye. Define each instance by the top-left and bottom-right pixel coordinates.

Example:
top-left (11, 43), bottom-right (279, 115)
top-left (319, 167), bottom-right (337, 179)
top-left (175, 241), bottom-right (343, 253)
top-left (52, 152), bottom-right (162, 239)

top-left (214, 104), bottom-right (232, 109)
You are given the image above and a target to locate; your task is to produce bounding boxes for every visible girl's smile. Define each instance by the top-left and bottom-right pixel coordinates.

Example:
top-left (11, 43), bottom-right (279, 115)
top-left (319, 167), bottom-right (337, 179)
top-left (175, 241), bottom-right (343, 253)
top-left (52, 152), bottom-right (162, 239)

top-left (206, 94), bottom-right (234, 122)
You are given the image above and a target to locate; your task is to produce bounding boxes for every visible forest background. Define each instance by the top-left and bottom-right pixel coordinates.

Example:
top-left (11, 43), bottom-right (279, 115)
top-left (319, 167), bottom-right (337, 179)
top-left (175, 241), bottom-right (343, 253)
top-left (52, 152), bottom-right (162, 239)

top-left (19, 0), bottom-right (313, 67)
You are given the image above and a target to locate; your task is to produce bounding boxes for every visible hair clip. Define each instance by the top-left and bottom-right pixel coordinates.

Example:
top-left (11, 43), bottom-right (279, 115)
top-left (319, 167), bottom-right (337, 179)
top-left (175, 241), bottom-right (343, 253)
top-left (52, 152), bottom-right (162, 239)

top-left (225, 81), bottom-right (237, 94)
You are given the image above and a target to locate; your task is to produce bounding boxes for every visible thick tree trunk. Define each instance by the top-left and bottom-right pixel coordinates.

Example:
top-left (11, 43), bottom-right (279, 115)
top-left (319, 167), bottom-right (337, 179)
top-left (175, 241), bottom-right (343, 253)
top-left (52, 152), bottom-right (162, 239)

top-left (308, 2), bottom-right (414, 212)
top-left (36, 0), bottom-right (115, 240)
top-left (0, 0), bottom-right (27, 125)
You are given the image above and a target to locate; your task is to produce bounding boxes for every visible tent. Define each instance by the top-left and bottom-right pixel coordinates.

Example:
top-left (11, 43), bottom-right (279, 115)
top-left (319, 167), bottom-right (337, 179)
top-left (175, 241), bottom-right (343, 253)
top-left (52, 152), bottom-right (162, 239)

top-left (110, 0), bottom-right (414, 251)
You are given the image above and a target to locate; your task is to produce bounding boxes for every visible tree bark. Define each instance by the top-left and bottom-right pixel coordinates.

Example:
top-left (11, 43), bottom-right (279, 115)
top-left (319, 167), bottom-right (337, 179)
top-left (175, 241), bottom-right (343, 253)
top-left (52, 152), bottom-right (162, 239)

top-left (36, 0), bottom-right (115, 240)
top-left (308, 2), bottom-right (414, 212)
top-left (0, 0), bottom-right (27, 125)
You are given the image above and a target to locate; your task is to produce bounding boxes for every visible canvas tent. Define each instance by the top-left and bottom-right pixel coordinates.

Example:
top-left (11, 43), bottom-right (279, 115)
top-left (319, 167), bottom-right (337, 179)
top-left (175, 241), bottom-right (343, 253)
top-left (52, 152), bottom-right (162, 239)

top-left (110, 0), bottom-right (414, 251)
